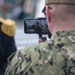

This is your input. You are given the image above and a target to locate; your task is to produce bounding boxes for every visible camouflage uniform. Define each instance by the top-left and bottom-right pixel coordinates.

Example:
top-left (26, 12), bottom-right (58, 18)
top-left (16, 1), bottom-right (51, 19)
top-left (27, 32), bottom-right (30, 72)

top-left (4, 0), bottom-right (75, 75)
top-left (5, 30), bottom-right (75, 75)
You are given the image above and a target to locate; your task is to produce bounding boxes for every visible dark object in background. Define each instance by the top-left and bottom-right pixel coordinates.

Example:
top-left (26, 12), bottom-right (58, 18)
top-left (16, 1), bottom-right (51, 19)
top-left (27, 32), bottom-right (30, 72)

top-left (0, 20), bottom-right (17, 75)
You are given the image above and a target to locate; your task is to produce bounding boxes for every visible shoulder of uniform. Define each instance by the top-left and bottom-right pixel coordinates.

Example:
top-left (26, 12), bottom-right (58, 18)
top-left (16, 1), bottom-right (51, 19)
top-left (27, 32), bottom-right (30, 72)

top-left (0, 18), bottom-right (5, 23)
top-left (0, 18), bottom-right (16, 37)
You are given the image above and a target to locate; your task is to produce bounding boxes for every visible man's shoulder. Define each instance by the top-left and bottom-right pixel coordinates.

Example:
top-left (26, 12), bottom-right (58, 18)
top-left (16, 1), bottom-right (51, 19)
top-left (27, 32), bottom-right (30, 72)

top-left (8, 40), bottom-right (51, 58)
top-left (19, 40), bottom-right (51, 55)
top-left (5, 37), bottom-right (75, 75)
top-left (5, 40), bottom-right (51, 75)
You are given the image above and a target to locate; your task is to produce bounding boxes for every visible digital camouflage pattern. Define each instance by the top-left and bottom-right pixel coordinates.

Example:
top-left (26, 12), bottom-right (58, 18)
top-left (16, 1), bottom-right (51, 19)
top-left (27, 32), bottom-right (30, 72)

top-left (5, 30), bottom-right (75, 75)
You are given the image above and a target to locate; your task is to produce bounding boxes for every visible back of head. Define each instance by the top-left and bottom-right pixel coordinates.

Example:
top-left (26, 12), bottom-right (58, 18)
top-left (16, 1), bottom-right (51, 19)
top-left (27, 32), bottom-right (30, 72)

top-left (45, 0), bottom-right (75, 34)
top-left (45, 0), bottom-right (75, 5)
top-left (45, 0), bottom-right (75, 13)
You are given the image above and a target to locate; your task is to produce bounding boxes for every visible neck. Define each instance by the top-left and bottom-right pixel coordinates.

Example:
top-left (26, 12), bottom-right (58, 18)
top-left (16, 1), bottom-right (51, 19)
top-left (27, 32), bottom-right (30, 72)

top-left (52, 18), bottom-right (75, 33)
top-left (53, 9), bottom-right (75, 33)
top-left (49, 4), bottom-right (75, 34)
top-left (52, 15), bottom-right (75, 34)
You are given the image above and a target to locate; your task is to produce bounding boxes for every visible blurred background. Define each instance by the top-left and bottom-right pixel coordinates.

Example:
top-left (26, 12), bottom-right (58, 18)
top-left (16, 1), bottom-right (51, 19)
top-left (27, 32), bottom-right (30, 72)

top-left (0, 0), bottom-right (48, 50)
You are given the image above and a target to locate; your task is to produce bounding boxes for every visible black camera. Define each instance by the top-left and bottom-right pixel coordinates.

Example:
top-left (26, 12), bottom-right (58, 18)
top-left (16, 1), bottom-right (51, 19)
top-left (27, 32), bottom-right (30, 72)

top-left (24, 17), bottom-right (52, 41)
top-left (24, 17), bottom-right (49, 34)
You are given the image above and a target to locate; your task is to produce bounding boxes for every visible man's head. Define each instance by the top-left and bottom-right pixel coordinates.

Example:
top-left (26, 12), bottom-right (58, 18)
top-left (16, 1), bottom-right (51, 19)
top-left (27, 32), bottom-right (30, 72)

top-left (45, 0), bottom-right (75, 5)
top-left (45, 0), bottom-right (75, 34)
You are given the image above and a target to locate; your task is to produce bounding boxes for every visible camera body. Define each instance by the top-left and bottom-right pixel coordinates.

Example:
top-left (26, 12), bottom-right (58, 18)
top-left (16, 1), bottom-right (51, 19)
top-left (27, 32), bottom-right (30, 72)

top-left (24, 17), bottom-right (49, 34)
top-left (24, 17), bottom-right (52, 41)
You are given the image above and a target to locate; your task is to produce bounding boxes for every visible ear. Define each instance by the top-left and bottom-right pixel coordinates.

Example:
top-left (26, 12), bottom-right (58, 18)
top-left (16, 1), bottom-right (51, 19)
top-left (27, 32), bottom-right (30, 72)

top-left (46, 6), bottom-right (51, 24)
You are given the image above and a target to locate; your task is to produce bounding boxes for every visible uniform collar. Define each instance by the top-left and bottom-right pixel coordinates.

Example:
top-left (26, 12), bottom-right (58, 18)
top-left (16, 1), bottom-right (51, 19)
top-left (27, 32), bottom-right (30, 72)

top-left (51, 30), bottom-right (75, 39)
top-left (50, 30), bottom-right (75, 45)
